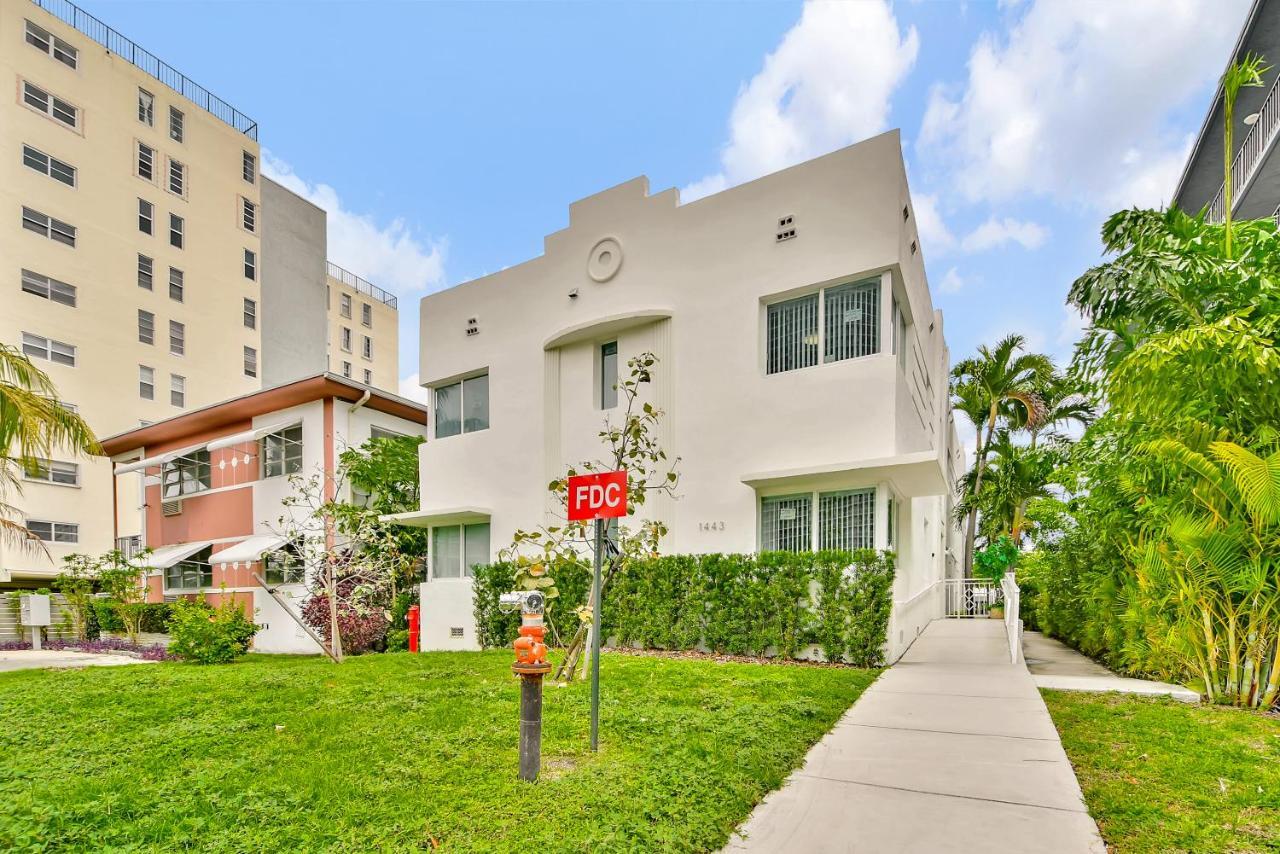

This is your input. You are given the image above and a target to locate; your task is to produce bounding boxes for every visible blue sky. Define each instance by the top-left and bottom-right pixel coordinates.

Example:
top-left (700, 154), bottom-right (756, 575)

top-left (84, 0), bottom-right (1248, 441)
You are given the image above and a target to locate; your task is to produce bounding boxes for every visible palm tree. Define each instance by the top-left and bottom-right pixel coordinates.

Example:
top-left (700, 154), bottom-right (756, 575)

top-left (950, 335), bottom-right (1053, 575)
top-left (1024, 372), bottom-right (1094, 449)
top-left (954, 431), bottom-right (1061, 547)
top-left (1219, 53), bottom-right (1270, 257)
top-left (0, 344), bottom-right (99, 549)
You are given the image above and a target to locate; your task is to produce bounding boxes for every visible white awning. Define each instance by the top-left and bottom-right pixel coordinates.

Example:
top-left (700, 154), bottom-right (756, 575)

top-left (741, 450), bottom-right (950, 497)
top-left (113, 441), bottom-right (211, 475)
top-left (209, 535), bottom-right (288, 565)
top-left (380, 507), bottom-right (491, 528)
top-left (206, 420), bottom-right (299, 452)
top-left (136, 541), bottom-right (212, 569)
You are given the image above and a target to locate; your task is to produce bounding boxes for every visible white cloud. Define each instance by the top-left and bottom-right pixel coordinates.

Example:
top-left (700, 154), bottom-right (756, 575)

top-left (684, 0), bottom-right (919, 201)
top-left (914, 193), bottom-right (957, 253)
top-left (939, 267), bottom-right (966, 294)
top-left (398, 372), bottom-right (430, 405)
top-left (918, 0), bottom-right (1247, 209)
top-left (262, 152), bottom-right (447, 297)
top-left (960, 216), bottom-right (1048, 252)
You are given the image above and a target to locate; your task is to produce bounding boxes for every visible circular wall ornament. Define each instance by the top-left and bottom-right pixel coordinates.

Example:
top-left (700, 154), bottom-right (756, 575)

top-left (587, 237), bottom-right (623, 283)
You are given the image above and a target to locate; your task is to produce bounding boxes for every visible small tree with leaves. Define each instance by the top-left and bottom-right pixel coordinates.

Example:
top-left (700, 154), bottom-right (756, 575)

top-left (95, 550), bottom-right (151, 644)
top-left (54, 554), bottom-right (100, 641)
top-left (499, 352), bottom-right (680, 682)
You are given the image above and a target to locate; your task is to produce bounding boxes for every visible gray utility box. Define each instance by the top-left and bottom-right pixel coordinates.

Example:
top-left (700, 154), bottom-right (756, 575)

top-left (19, 593), bottom-right (52, 627)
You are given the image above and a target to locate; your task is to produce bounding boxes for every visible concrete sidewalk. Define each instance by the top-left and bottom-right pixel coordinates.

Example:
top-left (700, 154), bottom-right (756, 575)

top-left (725, 620), bottom-right (1105, 854)
top-left (1024, 630), bottom-right (1199, 702)
top-left (0, 650), bottom-right (155, 672)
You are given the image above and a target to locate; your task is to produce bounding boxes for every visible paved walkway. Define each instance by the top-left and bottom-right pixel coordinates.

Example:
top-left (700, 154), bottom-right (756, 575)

top-left (0, 650), bottom-right (155, 672)
top-left (1024, 630), bottom-right (1199, 702)
top-left (725, 620), bottom-right (1105, 854)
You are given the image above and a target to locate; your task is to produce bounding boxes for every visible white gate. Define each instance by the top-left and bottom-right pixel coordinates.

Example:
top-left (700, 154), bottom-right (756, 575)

top-left (943, 579), bottom-right (1004, 618)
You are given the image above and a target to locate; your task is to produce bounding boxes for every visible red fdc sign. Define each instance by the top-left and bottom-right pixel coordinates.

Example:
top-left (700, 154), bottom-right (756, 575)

top-left (567, 471), bottom-right (628, 521)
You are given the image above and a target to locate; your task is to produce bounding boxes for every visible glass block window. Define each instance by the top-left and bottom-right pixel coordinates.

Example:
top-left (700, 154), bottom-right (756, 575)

top-left (766, 293), bottom-right (818, 375)
top-left (818, 489), bottom-right (876, 551)
top-left (824, 280), bottom-right (879, 363)
top-left (760, 494), bottom-right (812, 552)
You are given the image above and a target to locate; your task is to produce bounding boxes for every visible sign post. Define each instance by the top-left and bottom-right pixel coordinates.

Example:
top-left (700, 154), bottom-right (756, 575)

top-left (566, 470), bottom-right (628, 752)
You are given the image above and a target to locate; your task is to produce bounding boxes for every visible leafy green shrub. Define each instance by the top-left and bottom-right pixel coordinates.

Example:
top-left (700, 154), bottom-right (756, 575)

top-left (139, 603), bottom-right (172, 634)
top-left (472, 558), bottom-right (591, 649)
top-left (168, 596), bottom-right (258, 664)
top-left (474, 550), bottom-right (896, 665)
top-left (385, 629), bottom-right (409, 652)
top-left (92, 600), bottom-right (124, 633)
top-left (973, 535), bottom-right (1018, 584)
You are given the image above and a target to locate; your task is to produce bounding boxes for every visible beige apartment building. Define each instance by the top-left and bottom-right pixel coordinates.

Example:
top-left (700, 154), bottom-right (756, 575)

top-left (0, 0), bottom-right (266, 583)
top-left (325, 261), bottom-right (399, 392)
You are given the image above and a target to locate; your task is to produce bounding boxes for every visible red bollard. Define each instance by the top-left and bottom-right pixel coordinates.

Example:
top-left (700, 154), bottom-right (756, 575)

top-left (407, 604), bottom-right (420, 653)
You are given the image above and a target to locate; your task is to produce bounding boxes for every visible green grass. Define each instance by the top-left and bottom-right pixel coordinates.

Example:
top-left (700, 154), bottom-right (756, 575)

top-left (1043, 691), bottom-right (1280, 853)
top-left (0, 651), bottom-right (875, 853)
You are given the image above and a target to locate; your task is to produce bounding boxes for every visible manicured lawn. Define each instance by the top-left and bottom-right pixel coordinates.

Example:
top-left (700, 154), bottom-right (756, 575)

top-left (0, 651), bottom-right (875, 853)
top-left (1043, 691), bottom-right (1280, 853)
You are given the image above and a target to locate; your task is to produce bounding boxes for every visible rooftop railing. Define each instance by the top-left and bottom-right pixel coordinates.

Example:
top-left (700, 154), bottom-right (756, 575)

top-left (29, 0), bottom-right (258, 140)
top-left (1207, 69), bottom-right (1279, 223)
top-left (327, 261), bottom-right (398, 308)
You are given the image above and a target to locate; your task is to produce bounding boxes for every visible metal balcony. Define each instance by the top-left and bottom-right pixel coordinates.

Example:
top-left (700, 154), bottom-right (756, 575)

top-left (1207, 70), bottom-right (1279, 223)
top-left (327, 261), bottom-right (398, 309)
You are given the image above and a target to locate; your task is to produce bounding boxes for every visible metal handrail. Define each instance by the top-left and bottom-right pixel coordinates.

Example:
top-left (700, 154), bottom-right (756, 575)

top-left (327, 261), bottom-right (398, 308)
top-left (1207, 69), bottom-right (1279, 222)
top-left (29, 0), bottom-right (258, 140)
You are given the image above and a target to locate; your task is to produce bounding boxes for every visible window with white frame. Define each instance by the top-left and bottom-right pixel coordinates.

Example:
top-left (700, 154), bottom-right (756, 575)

top-left (243, 298), bottom-right (256, 329)
top-left (168, 267), bottom-right (184, 302)
top-left (138, 254), bottom-right (153, 290)
top-left (22, 81), bottom-right (77, 129)
top-left (138, 309), bottom-right (155, 345)
top-left (600, 341), bottom-right (618, 409)
top-left (138, 198), bottom-right (154, 235)
top-left (165, 546), bottom-right (213, 590)
top-left (27, 520), bottom-right (79, 544)
top-left (243, 346), bottom-right (257, 378)
top-left (363, 369), bottom-right (372, 385)
top-left (342, 361), bottom-right (352, 378)
top-left (138, 88), bottom-right (154, 125)
top-left (765, 278), bottom-right (880, 375)
top-left (760, 488), bottom-right (876, 553)
top-left (370, 426), bottom-right (406, 440)
top-left (169, 320), bottom-right (185, 356)
top-left (340, 293), bottom-right (352, 318)
top-left (169, 106), bottom-right (184, 143)
top-left (361, 336), bottom-right (372, 359)
top-left (242, 151), bottom-right (256, 184)
top-left (22, 332), bottom-right (75, 366)
top-left (23, 145), bottom-right (75, 187)
top-left (431, 522), bottom-right (490, 579)
top-left (25, 459), bottom-right (79, 487)
top-left (25, 20), bottom-right (78, 68)
top-left (23, 206), bottom-right (75, 246)
top-left (137, 142), bottom-right (154, 181)
top-left (241, 198), bottom-right (256, 232)
top-left (22, 269), bottom-right (76, 307)
top-left (170, 374), bottom-right (186, 407)
top-left (340, 327), bottom-right (352, 351)
top-left (760, 494), bottom-right (811, 552)
top-left (886, 495), bottom-right (899, 550)
top-left (361, 303), bottom-right (372, 327)
top-left (169, 214), bottom-right (183, 248)
top-left (139, 365), bottom-right (154, 399)
top-left (434, 373), bottom-right (488, 438)
top-left (161, 450), bottom-right (209, 498)
top-left (243, 248), bottom-right (256, 281)
top-left (168, 159), bottom-right (185, 196)
top-left (261, 424), bottom-right (302, 478)
top-left (263, 546), bottom-right (304, 584)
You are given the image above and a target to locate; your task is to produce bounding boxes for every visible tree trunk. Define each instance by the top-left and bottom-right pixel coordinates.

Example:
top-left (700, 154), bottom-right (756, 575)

top-left (327, 561), bottom-right (344, 663)
top-left (962, 405), bottom-right (998, 577)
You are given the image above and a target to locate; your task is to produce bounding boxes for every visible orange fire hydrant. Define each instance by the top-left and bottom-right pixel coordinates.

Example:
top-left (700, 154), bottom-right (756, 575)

top-left (502, 590), bottom-right (551, 781)
top-left (407, 604), bottom-right (420, 653)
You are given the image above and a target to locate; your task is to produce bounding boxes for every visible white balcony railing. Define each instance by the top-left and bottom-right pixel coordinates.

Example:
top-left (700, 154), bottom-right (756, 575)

top-left (1207, 71), bottom-right (1280, 223)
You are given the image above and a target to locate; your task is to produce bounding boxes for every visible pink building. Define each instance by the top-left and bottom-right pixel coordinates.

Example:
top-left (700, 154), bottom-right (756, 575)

top-left (101, 373), bottom-right (427, 653)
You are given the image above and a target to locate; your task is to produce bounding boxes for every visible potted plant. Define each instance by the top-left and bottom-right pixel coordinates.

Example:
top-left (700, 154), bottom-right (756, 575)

top-left (973, 535), bottom-right (1018, 619)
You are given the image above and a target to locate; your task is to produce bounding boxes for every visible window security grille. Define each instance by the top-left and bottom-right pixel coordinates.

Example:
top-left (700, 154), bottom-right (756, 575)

top-left (766, 293), bottom-right (818, 374)
top-left (761, 494), bottom-right (812, 552)
top-left (818, 489), bottom-right (875, 551)
top-left (824, 280), bottom-right (879, 363)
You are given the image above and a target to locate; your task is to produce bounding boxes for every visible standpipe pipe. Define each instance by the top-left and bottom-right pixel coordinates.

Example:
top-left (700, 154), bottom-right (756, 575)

top-left (511, 604), bottom-right (551, 782)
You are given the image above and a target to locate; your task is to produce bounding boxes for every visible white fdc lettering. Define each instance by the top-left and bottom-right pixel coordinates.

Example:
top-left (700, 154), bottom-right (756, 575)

top-left (603, 482), bottom-right (622, 508)
top-left (575, 486), bottom-right (590, 508)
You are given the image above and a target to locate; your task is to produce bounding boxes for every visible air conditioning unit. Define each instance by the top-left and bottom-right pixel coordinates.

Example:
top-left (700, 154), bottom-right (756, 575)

top-left (161, 499), bottom-right (182, 516)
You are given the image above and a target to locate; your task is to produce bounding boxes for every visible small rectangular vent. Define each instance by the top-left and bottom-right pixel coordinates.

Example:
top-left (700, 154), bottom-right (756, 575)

top-left (450, 627), bottom-right (464, 638)
top-left (903, 205), bottom-right (910, 222)
top-left (465, 316), bottom-right (479, 337)
top-left (776, 214), bottom-right (796, 242)
top-left (910, 240), bottom-right (918, 256)
top-left (161, 499), bottom-right (182, 516)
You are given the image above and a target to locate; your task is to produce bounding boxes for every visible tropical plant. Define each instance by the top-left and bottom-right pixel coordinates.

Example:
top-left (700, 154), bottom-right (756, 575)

top-left (973, 535), bottom-right (1019, 585)
top-left (168, 594), bottom-right (258, 664)
top-left (0, 344), bottom-right (98, 549)
top-left (54, 554), bottom-right (99, 641)
top-left (1219, 53), bottom-right (1270, 257)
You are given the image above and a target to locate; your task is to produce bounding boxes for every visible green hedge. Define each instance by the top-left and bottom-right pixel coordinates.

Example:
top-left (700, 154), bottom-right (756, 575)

top-left (472, 550), bottom-right (895, 666)
top-left (92, 601), bottom-right (172, 634)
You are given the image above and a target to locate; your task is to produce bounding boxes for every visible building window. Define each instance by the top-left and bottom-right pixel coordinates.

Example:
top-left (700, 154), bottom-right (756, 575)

top-left (600, 341), bottom-right (618, 409)
top-left (361, 303), bottom-right (372, 327)
top-left (244, 248), bottom-right (256, 280)
top-left (261, 424), bottom-right (302, 478)
top-left (169, 106), bottom-right (184, 143)
top-left (243, 346), bottom-right (257, 378)
top-left (22, 332), bottom-right (75, 367)
top-left (340, 327), bottom-right (352, 352)
top-left (168, 159), bottom-right (186, 196)
top-left (24, 459), bottom-right (79, 487)
top-left (139, 365), bottom-right (154, 400)
top-left (138, 88), bottom-right (154, 126)
top-left (340, 294), bottom-right (352, 318)
top-left (23, 145), bottom-right (75, 187)
top-left (168, 267), bottom-right (184, 302)
top-left (138, 309), bottom-right (155, 345)
top-left (241, 198), bottom-right (256, 232)
top-left (23, 206), bottom-right (75, 246)
top-left (760, 494), bottom-right (812, 552)
top-left (25, 21), bottom-right (78, 69)
top-left (136, 142), bottom-right (154, 181)
top-left (434, 373), bottom-right (488, 438)
top-left (363, 369), bottom-right (372, 385)
top-left (766, 278), bottom-right (880, 375)
top-left (27, 520), bottom-right (79, 544)
top-left (431, 523), bottom-right (490, 579)
top-left (242, 151), bottom-right (256, 183)
top-left (818, 489), bottom-right (876, 551)
top-left (170, 374), bottom-right (186, 407)
top-left (886, 496), bottom-right (897, 549)
top-left (22, 81), bottom-right (77, 129)
top-left (243, 298), bottom-right (256, 329)
top-left (169, 320), bottom-right (185, 356)
top-left (361, 336), bottom-right (372, 359)
top-left (21, 269), bottom-right (76, 307)
top-left (169, 214), bottom-right (183, 248)
top-left (263, 547), bottom-right (304, 584)
top-left (165, 546), bottom-right (213, 590)
top-left (138, 254), bottom-right (153, 290)
top-left (138, 198), bottom-right (154, 235)
top-left (342, 361), bottom-right (352, 378)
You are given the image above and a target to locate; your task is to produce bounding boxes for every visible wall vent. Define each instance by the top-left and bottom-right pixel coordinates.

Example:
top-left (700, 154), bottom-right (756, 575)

top-left (909, 240), bottom-right (918, 256)
top-left (161, 499), bottom-right (182, 516)
top-left (450, 626), bottom-right (464, 638)
top-left (775, 215), bottom-right (796, 242)
top-left (464, 316), bottom-right (479, 337)
top-left (902, 205), bottom-right (910, 222)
